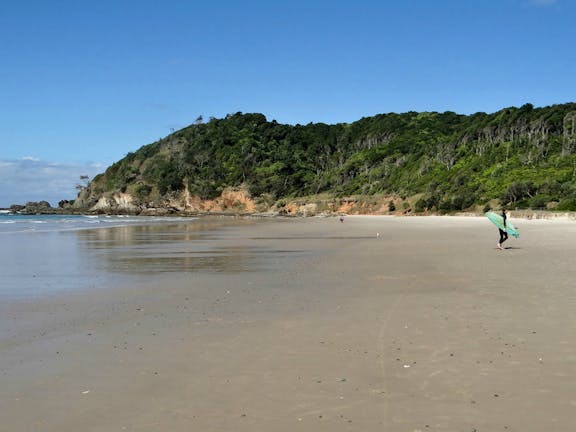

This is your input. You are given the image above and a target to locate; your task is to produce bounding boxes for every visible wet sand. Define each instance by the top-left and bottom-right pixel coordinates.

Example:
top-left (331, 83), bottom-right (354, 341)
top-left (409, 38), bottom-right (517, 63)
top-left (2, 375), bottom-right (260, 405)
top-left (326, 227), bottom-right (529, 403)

top-left (2, 216), bottom-right (576, 431)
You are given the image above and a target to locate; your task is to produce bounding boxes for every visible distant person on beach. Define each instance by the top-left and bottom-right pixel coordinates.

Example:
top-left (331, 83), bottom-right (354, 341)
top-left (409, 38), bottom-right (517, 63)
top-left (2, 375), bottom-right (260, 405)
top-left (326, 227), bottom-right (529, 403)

top-left (339, 216), bottom-right (344, 223)
top-left (497, 208), bottom-right (508, 250)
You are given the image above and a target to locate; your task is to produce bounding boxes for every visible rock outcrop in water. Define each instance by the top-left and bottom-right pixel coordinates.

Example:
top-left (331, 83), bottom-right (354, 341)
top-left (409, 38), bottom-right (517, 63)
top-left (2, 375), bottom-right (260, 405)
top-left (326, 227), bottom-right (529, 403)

top-left (9, 201), bottom-right (53, 214)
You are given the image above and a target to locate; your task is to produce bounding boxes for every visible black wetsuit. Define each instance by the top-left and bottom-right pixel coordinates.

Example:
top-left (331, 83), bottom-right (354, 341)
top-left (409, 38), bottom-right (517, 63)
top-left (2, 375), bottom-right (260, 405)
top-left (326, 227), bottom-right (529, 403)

top-left (499, 211), bottom-right (508, 245)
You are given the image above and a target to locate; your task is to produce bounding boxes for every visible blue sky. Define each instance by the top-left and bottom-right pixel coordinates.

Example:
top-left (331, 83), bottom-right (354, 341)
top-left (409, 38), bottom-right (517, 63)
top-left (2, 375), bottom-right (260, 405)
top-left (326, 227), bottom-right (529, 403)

top-left (1, 0), bottom-right (574, 207)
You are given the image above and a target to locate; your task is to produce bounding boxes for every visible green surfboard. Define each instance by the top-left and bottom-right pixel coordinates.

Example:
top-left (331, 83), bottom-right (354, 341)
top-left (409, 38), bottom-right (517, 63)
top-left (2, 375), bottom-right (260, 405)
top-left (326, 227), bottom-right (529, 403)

top-left (486, 211), bottom-right (520, 238)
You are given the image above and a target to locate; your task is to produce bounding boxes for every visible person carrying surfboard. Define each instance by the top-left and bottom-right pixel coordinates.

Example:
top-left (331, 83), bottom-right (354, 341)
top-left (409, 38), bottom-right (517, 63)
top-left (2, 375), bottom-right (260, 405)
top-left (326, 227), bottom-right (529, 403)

top-left (485, 209), bottom-right (519, 248)
top-left (497, 208), bottom-right (508, 250)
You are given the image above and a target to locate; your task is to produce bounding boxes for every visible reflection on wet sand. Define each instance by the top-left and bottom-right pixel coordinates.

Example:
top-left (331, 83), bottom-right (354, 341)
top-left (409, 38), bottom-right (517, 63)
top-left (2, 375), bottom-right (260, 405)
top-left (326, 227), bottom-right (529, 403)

top-left (75, 218), bottom-right (244, 248)
top-left (74, 218), bottom-right (302, 275)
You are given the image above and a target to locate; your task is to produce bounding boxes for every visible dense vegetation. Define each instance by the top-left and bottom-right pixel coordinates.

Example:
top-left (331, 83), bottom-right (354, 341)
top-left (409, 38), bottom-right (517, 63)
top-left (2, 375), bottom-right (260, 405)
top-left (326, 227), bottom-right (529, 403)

top-left (85, 103), bottom-right (576, 212)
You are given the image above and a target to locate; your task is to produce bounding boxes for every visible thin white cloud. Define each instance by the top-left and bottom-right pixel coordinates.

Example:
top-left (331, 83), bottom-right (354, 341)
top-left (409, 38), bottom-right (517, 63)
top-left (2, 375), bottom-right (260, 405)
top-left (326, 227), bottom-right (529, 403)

top-left (0, 158), bottom-right (104, 208)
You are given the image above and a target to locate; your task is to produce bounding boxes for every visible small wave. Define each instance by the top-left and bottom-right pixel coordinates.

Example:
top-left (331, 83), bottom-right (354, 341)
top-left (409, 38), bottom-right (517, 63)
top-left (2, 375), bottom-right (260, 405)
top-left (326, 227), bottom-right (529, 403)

top-left (0, 220), bottom-right (16, 224)
top-left (101, 218), bottom-right (141, 223)
top-left (0, 228), bottom-right (35, 234)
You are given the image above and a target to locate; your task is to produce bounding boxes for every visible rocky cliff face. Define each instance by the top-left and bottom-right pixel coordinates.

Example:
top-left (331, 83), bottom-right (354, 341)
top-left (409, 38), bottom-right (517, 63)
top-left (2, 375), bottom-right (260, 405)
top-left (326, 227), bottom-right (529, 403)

top-left (73, 183), bottom-right (410, 216)
top-left (74, 185), bottom-right (260, 215)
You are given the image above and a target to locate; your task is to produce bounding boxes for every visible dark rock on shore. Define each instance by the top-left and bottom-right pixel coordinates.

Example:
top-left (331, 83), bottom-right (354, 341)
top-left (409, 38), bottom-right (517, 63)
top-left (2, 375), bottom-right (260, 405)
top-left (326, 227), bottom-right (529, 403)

top-left (58, 200), bottom-right (75, 209)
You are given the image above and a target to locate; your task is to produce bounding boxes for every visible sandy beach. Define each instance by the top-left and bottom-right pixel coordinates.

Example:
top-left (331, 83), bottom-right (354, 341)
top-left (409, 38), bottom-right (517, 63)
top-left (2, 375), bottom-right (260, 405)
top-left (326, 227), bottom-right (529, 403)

top-left (2, 215), bottom-right (576, 431)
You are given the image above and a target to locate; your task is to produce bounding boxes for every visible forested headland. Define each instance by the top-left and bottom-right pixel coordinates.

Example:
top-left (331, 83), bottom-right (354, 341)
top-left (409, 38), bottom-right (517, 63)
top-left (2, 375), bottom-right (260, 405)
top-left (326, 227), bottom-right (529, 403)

top-left (75, 103), bottom-right (576, 215)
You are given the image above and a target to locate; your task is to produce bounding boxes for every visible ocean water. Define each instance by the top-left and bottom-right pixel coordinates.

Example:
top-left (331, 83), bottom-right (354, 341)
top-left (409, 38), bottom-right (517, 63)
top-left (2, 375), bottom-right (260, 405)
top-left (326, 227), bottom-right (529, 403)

top-left (0, 212), bottom-right (189, 234)
top-left (0, 214), bottom-right (266, 299)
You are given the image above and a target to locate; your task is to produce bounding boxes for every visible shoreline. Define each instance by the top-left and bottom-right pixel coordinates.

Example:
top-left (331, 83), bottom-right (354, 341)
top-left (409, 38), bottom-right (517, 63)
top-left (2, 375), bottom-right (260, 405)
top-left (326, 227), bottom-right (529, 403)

top-left (3, 206), bottom-right (576, 221)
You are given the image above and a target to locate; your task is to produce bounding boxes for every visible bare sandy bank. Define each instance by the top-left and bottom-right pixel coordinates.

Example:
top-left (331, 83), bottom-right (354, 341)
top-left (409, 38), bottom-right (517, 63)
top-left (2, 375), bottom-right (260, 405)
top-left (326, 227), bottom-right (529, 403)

top-left (2, 216), bottom-right (576, 431)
